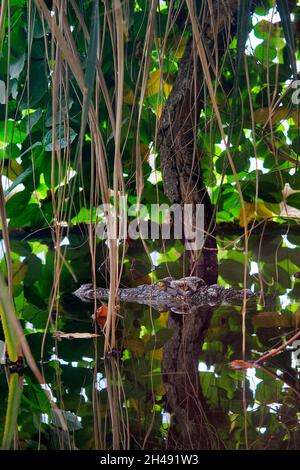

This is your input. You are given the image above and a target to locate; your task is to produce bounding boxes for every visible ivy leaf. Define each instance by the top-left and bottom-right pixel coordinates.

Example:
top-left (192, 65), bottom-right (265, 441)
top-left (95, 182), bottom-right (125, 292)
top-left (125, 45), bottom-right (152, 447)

top-left (44, 127), bottom-right (77, 152)
top-left (216, 150), bottom-right (250, 175)
top-left (6, 190), bottom-right (31, 218)
top-left (277, 0), bottom-right (297, 80)
top-left (255, 42), bottom-right (277, 63)
top-left (26, 108), bottom-right (42, 134)
top-left (0, 120), bottom-right (27, 145)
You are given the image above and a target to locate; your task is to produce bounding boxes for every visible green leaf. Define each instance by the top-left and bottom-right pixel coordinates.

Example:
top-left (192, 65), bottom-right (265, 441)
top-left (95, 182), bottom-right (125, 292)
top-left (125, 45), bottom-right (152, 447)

top-left (75, 0), bottom-right (99, 164)
top-left (8, 203), bottom-right (43, 229)
top-left (6, 190), bottom-right (31, 218)
top-left (4, 166), bottom-right (34, 198)
top-left (23, 304), bottom-right (48, 329)
top-left (25, 108), bottom-right (42, 134)
top-left (83, 0), bottom-right (99, 120)
top-left (144, 328), bottom-right (173, 351)
top-left (264, 263), bottom-right (292, 289)
top-left (0, 2), bottom-right (6, 57)
top-left (291, 136), bottom-right (300, 155)
top-left (0, 274), bottom-right (20, 363)
top-left (255, 379), bottom-right (282, 404)
top-left (0, 120), bottom-right (27, 146)
top-left (10, 0), bottom-right (26, 6)
top-left (255, 1), bottom-right (273, 16)
top-left (255, 42), bottom-right (277, 63)
top-left (254, 20), bottom-right (271, 40)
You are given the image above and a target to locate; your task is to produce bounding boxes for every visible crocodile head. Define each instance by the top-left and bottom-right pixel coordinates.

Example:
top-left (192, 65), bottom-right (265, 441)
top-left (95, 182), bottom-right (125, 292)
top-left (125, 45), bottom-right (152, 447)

top-left (123, 276), bottom-right (202, 301)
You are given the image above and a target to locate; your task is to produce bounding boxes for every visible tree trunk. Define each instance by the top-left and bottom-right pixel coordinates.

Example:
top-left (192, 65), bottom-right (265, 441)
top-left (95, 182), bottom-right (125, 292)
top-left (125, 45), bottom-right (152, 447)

top-left (157, 35), bottom-right (217, 284)
top-left (158, 0), bottom-right (242, 450)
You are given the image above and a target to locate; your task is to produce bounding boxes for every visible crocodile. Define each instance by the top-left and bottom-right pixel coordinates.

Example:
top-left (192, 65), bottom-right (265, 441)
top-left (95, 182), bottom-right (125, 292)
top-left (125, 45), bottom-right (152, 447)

top-left (73, 277), bottom-right (255, 313)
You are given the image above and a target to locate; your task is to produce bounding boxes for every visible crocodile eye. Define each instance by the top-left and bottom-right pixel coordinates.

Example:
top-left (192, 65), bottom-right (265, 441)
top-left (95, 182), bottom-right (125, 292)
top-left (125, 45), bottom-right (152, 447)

top-left (157, 281), bottom-right (166, 288)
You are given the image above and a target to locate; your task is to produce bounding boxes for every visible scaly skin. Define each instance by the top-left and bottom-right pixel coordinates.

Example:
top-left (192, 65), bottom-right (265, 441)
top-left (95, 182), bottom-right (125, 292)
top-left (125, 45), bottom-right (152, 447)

top-left (73, 277), bottom-right (255, 313)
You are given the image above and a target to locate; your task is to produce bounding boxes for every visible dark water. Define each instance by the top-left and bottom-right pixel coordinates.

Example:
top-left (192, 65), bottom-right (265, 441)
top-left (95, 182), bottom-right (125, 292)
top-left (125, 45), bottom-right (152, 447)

top-left (0, 228), bottom-right (299, 449)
